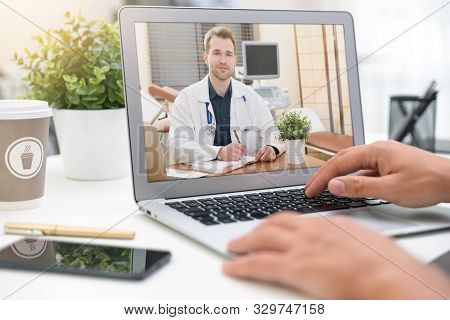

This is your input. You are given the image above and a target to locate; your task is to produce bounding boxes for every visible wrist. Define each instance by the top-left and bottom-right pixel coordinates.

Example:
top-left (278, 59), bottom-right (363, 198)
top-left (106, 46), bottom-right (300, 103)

top-left (357, 264), bottom-right (413, 299)
top-left (268, 145), bottom-right (280, 156)
top-left (359, 262), bottom-right (449, 299)
top-left (430, 155), bottom-right (450, 203)
top-left (441, 158), bottom-right (450, 202)
top-left (216, 147), bottom-right (224, 160)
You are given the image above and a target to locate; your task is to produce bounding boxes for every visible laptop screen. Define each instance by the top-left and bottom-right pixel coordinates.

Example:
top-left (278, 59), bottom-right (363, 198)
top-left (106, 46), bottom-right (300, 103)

top-left (134, 22), bottom-right (354, 182)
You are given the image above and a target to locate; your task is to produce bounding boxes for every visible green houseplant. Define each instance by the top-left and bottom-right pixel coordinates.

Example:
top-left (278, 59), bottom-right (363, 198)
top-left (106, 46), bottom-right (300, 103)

top-left (14, 11), bottom-right (124, 110)
top-left (277, 111), bottom-right (311, 164)
top-left (14, 12), bottom-right (129, 180)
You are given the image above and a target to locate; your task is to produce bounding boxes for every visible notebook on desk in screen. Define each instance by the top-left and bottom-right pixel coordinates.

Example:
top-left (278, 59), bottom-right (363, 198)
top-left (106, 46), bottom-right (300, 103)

top-left (191, 156), bottom-right (256, 174)
top-left (119, 6), bottom-right (450, 257)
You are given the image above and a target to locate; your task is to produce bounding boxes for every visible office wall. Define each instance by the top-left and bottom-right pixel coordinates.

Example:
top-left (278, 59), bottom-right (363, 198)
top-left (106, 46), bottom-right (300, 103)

top-left (256, 24), bottom-right (301, 108)
top-left (0, 0), bottom-right (121, 65)
top-left (294, 25), bottom-right (351, 135)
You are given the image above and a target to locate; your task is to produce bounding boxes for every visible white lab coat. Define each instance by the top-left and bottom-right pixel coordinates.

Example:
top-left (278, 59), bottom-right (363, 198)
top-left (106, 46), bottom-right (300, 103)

top-left (168, 75), bottom-right (285, 164)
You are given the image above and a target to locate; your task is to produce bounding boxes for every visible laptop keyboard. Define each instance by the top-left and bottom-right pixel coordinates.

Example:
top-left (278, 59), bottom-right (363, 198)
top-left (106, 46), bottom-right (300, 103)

top-left (164, 188), bottom-right (389, 226)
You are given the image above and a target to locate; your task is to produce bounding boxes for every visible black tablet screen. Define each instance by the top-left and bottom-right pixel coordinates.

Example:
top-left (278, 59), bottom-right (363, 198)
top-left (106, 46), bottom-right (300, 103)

top-left (0, 238), bottom-right (170, 280)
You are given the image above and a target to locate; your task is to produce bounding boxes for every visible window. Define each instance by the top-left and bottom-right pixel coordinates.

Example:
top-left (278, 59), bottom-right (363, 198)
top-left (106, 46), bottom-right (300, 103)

top-left (146, 23), bottom-right (254, 90)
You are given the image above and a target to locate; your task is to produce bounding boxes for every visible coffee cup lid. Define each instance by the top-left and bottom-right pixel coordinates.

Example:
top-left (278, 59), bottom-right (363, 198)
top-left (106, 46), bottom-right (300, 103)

top-left (0, 100), bottom-right (52, 120)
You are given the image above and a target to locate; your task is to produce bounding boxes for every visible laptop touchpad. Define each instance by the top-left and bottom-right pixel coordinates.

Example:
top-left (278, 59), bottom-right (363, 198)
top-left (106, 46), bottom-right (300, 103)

top-left (340, 207), bottom-right (418, 232)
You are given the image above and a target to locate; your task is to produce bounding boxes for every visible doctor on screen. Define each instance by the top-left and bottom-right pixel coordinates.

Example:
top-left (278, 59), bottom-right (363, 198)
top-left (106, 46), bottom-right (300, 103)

top-left (168, 26), bottom-right (284, 164)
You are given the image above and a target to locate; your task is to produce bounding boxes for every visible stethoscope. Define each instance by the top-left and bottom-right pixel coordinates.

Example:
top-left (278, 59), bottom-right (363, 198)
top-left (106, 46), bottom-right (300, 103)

top-left (204, 95), bottom-right (255, 136)
top-left (205, 102), bottom-right (215, 136)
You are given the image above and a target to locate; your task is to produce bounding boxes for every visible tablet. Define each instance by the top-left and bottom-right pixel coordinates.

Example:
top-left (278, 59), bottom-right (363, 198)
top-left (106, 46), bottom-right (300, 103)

top-left (0, 238), bottom-right (170, 280)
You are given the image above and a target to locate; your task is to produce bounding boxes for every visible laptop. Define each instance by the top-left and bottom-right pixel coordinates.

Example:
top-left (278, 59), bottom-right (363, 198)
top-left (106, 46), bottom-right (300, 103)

top-left (119, 6), bottom-right (450, 256)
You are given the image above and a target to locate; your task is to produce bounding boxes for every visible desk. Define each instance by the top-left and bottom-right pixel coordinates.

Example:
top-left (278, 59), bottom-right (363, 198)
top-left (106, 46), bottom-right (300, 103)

top-left (0, 156), bottom-right (449, 299)
top-left (169, 154), bottom-right (325, 176)
top-left (307, 132), bottom-right (353, 155)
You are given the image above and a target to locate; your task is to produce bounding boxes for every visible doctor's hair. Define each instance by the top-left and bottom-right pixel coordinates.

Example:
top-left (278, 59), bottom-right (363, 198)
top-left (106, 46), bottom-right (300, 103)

top-left (203, 26), bottom-right (236, 54)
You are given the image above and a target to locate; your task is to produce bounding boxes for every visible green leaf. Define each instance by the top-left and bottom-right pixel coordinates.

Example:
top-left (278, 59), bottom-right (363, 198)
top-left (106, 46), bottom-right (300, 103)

top-left (63, 74), bottom-right (76, 83)
top-left (93, 66), bottom-right (101, 76)
top-left (85, 85), bottom-right (97, 95)
top-left (95, 85), bottom-right (105, 93)
top-left (75, 86), bottom-right (87, 95)
top-left (82, 95), bottom-right (99, 102)
top-left (34, 34), bottom-right (43, 44)
top-left (66, 93), bottom-right (80, 105)
top-left (45, 70), bottom-right (56, 77)
top-left (82, 36), bottom-right (94, 48)
top-left (88, 77), bottom-right (101, 85)
top-left (107, 89), bottom-right (116, 102)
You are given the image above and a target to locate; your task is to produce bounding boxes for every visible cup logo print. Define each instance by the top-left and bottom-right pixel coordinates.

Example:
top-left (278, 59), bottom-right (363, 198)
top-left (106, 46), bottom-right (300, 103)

top-left (11, 239), bottom-right (47, 259)
top-left (5, 137), bottom-right (44, 179)
top-left (21, 144), bottom-right (34, 169)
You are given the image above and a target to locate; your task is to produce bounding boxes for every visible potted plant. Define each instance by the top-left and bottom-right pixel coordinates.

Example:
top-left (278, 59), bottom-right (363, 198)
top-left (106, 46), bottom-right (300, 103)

top-left (277, 111), bottom-right (311, 164)
top-left (14, 11), bottom-right (129, 180)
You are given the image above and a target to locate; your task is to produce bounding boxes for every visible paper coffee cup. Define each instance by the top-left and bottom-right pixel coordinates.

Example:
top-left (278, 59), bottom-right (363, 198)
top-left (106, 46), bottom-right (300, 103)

top-left (0, 100), bottom-right (52, 210)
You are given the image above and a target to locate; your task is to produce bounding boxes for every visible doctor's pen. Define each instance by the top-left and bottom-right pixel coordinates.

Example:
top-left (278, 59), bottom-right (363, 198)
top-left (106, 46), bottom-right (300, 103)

top-left (233, 130), bottom-right (241, 144)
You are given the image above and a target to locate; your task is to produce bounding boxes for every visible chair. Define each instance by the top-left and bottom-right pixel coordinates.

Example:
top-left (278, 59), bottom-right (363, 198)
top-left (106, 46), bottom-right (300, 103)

top-left (147, 85), bottom-right (180, 133)
top-left (148, 84), bottom-right (179, 103)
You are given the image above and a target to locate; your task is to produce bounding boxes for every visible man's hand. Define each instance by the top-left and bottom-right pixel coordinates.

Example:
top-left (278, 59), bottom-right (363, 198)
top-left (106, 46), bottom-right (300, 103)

top-left (305, 140), bottom-right (450, 207)
top-left (217, 143), bottom-right (246, 161)
top-left (224, 214), bottom-right (450, 299)
top-left (255, 146), bottom-right (276, 162)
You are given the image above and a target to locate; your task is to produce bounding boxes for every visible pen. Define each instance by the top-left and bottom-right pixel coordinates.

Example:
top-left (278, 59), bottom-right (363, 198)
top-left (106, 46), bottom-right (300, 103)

top-left (233, 130), bottom-right (241, 144)
top-left (4, 223), bottom-right (135, 240)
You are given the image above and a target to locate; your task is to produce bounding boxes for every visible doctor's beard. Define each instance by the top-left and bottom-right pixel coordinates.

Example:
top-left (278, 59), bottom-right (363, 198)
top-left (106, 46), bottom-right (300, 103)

top-left (210, 64), bottom-right (234, 81)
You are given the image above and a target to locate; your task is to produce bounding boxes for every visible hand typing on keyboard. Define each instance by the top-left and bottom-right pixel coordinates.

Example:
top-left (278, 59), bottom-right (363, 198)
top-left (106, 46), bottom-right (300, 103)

top-left (224, 141), bottom-right (450, 299)
top-left (224, 214), bottom-right (450, 299)
top-left (305, 140), bottom-right (450, 208)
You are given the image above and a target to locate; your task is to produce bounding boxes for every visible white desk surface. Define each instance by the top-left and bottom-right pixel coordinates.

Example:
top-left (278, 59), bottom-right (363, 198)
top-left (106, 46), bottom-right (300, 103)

top-left (0, 155), bottom-right (449, 300)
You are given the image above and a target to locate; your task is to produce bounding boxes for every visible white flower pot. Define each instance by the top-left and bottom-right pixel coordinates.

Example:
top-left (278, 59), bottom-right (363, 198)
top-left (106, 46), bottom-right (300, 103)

top-left (53, 108), bottom-right (130, 180)
top-left (285, 139), bottom-right (305, 164)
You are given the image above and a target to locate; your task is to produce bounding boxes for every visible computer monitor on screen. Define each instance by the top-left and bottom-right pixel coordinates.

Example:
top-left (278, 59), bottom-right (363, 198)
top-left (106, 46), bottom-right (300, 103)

top-left (242, 41), bottom-right (279, 80)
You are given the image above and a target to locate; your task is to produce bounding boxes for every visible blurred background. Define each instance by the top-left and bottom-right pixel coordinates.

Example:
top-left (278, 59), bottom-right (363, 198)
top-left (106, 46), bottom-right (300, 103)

top-left (1, 0), bottom-right (449, 145)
